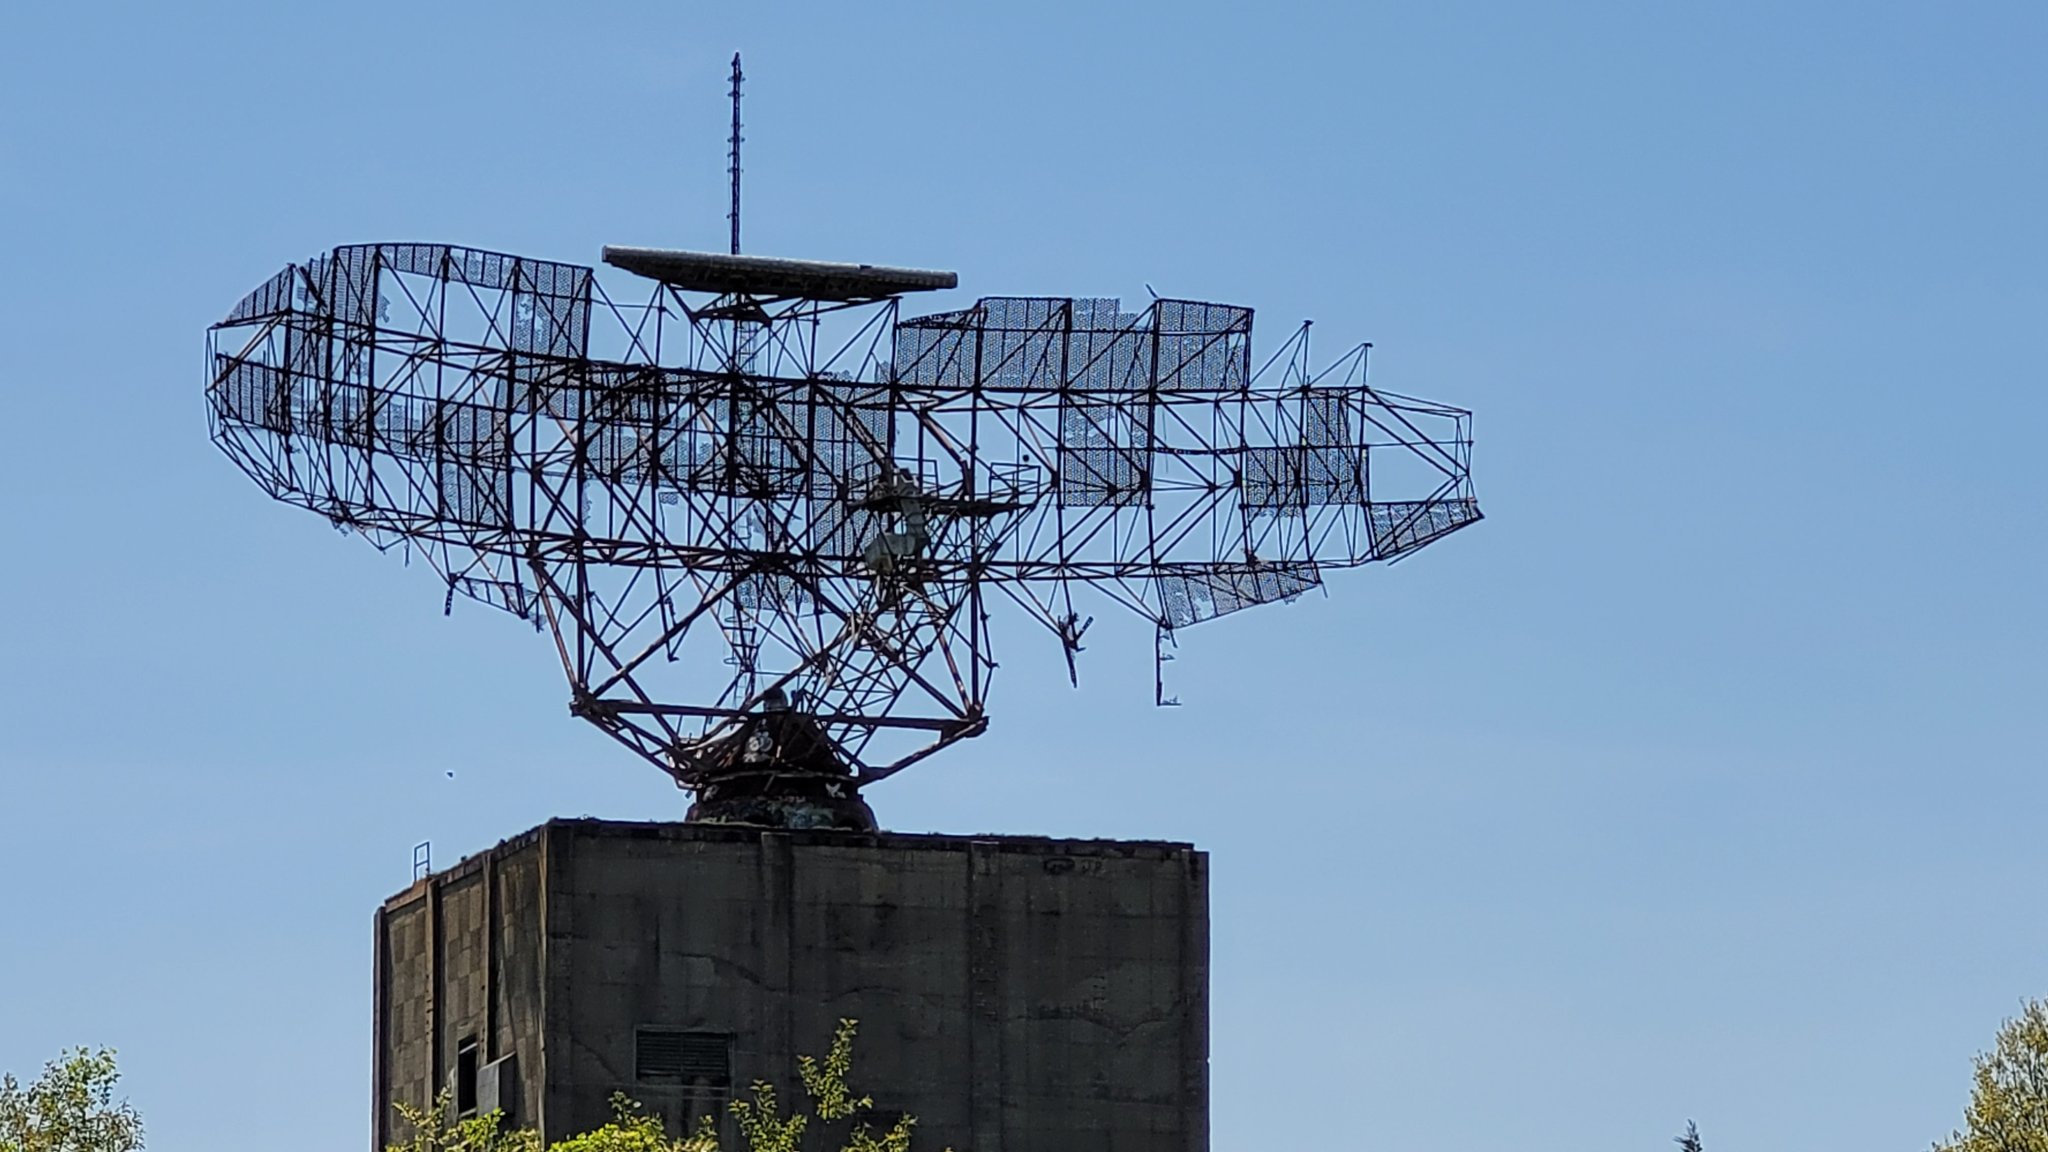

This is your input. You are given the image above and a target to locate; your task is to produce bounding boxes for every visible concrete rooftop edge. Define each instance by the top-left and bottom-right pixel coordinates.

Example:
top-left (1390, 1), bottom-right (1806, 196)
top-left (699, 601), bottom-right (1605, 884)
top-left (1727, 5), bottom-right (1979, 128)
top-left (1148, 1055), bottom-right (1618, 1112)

top-left (382, 817), bottom-right (1203, 908)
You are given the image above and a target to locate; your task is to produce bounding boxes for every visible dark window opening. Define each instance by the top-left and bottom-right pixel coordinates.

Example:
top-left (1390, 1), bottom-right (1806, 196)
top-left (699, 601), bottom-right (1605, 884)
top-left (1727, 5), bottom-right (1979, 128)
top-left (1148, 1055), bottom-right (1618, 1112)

top-left (455, 1038), bottom-right (480, 1117)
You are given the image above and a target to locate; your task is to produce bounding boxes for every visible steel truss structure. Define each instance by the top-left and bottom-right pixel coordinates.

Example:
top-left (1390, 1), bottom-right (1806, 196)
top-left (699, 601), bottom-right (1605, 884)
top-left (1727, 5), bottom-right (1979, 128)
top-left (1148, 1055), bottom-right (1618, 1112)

top-left (208, 241), bottom-right (1479, 799)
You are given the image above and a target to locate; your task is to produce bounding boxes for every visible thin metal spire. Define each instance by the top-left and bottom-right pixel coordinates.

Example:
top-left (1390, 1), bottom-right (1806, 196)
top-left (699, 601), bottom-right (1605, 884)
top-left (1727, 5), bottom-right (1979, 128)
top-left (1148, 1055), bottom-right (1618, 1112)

top-left (727, 52), bottom-right (743, 255)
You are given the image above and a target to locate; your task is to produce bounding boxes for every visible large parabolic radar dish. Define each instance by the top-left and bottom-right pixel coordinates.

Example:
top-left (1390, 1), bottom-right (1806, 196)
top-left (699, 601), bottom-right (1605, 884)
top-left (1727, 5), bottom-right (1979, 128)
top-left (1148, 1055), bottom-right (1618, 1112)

top-left (207, 241), bottom-right (1480, 827)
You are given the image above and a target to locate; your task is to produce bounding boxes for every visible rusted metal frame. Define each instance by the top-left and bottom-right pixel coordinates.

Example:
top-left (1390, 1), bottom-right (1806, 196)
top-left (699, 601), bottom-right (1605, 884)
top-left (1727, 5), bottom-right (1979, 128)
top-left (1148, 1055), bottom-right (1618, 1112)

top-left (1147, 470), bottom-right (1228, 496)
top-left (514, 266), bottom-right (590, 361)
top-left (1145, 484), bottom-right (1234, 563)
top-left (1114, 574), bottom-right (1176, 631)
top-left (676, 291), bottom-right (880, 329)
top-left (1066, 568), bottom-right (1162, 624)
top-left (1353, 394), bottom-right (1467, 480)
top-left (1345, 487), bottom-right (1379, 561)
top-left (1056, 394), bottom-right (1147, 499)
top-left (1152, 315), bottom-right (1246, 393)
top-left (778, 294), bottom-right (892, 378)
top-left (717, 591), bottom-right (883, 722)
top-left (584, 564), bottom-right (758, 698)
top-left (794, 559), bottom-right (850, 663)
top-left (1289, 477), bottom-right (1363, 565)
top-left (211, 421), bottom-right (295, 506)
top-left (815, 582), bottom-right (972, 719)
top-left (968, 305), bottom-right (1056, 393)
top-left (217, 461), bottom-right (1265, 579)
top-left (526, 552), bottom-right (582, 709)
top-left (598, 701), bottom-right (970, 734)
top-left (1007, 323), bottom-right (1089, 651)
top-left (577, 457), bottom-right (679, 627)
top-left (969, 398), bottom-right (1060, 551)
top-left (806, 651), bottom-right (892, 726)
top-left (855, 716), bottom-right (989, 786)
top-left (990, 555), bottom-right (1260, 581)
top-left (574, 569), bottom-right (691, 717)
top-left (423, 270), bottom-right (457, 537)
top-left (381, 263), bottom-right (446, 349)
top-left (1149, 394), bottom-right (1234, 477)
top-left (615, 726), bottom-right (690, 779)
top-left (1048, 298), bottom-right (1080, 577)
top-left (783, 589), bottom-right (885, 719)
top-left (744, 582), bottom-right (832, 671)
top-left (1359, 382), bottom-right (1475, 420)
top-left (524, 556), bottom-right (666, 716)
top-left (679, 614), bottom-right (887, 750)
top-left (809, 579), bottom-right (974, 724)
top-left (821, 598), bottom-right (973, 727)
top-left (516, 447), bottom-right (623, 570)
top-left (293, 259), bottom-right (331, 314)
top-left (1154, 623), bottom-right (1179, 706)
top-left (836, 613), bottom-right (973, 728)
top-left (1241, 499), bottom-right (1300, 563)
top-left (584, 563), bottom-right (666, 652)
top-left (707, 578), bottom-right (764, 695)
top-left (906, 403), bottom-right (975, 484)
top-left (741, 305), bottom-right (816, 379)
top-left (923, 378), bottom-right (1274, 399)
top-left (216, 258), bottom-right (1481, 785)
top-left (583, 712), bottom-right (689, 783)
top-left (448, 265), bottom-right (523, 356)
top-left (570, 418), bottom-right (673, 557)
top-left (1300, 340), bottom-right (1368, 390)
top-left (1031, 498), bottom-right (1128, 562)
top-left (988, 576), bottom-right (1076, 642)
top-left (907, 584), bottom-right (975, 705)
top-left (966, 551), bottom-right (988, 704)
top-left (1141, 303), bottom-right (1168, 675)
top-left (848, 651), bottom-right (947, 720)
top-left (209, 316), bottom-right (284, 386)
top-left (1299, 500), bottom-right (1352, 569)
top-left (1241, 322), bottom-right (1310, 432)
top-left (514, 377), bottom-right (550, 611)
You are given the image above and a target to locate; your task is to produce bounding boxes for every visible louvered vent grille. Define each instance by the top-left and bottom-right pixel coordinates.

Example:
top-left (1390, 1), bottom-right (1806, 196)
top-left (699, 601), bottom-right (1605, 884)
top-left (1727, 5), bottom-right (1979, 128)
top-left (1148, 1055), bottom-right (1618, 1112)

top-left (636, 1029), bottom-right (732, 1085)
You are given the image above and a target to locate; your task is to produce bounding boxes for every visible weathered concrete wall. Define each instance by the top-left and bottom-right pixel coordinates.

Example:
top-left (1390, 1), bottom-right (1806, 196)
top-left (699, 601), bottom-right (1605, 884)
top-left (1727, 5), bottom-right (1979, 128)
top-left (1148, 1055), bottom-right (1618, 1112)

top-left (376, 829), bottom-right (546, 1148)
top-left (377, 820), bottom-right (1207, 1152)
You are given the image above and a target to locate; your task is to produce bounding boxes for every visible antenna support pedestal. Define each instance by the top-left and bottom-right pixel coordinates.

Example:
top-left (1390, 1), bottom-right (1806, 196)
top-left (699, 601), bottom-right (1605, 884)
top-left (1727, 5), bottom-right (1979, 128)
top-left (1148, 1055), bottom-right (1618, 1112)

top-left (681, 708), bottom-right (878, 831)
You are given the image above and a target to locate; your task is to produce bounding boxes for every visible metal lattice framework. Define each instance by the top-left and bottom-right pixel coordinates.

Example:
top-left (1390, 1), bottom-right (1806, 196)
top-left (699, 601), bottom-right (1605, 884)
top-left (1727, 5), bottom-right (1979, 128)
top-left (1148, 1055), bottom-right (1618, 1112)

top-left (208, 241), bottom-right (1479, 797)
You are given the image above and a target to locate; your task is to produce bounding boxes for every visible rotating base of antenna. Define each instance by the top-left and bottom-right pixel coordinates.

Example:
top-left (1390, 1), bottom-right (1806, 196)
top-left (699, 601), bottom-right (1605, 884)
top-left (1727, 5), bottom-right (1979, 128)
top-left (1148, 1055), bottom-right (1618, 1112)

top-left (679, 705), bottom-right (879, 832)
top-left (685, 784), bottom-right (878, 832)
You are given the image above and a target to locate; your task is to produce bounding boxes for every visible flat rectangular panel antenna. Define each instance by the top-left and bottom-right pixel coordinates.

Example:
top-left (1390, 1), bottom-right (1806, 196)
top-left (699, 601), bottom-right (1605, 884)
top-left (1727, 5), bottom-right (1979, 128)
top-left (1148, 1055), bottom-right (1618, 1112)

top-left (602, 246), bottom-right (957, 300)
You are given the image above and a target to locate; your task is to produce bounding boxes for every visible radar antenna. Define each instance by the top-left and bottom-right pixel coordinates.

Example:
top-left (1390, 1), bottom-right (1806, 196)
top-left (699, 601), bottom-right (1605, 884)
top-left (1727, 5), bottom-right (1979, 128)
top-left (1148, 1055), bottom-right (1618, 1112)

top-left (204, 61), bottom-right (1482, 830)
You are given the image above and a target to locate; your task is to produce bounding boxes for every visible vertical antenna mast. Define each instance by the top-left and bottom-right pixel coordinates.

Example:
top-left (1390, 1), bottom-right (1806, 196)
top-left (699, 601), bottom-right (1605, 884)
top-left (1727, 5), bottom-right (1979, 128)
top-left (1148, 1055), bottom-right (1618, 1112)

top-left (724, 52), bottom-right (752, 690)
top-left (727, 52), bottom-right (743, 255)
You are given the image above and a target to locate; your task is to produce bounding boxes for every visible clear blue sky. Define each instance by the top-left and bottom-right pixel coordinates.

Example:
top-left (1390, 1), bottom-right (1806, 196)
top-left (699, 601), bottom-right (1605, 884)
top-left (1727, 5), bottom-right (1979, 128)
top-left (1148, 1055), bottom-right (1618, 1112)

top-left (2, 2), bottom-right (2044, 1149)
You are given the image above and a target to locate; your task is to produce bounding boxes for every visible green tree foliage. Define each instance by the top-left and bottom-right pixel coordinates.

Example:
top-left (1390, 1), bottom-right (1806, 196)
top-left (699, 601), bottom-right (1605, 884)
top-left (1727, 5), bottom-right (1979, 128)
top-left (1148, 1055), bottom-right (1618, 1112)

top-left (0, 1048), bottom-right (144, 1152)
top-left (516, 1094), bottom-right (715, 1152)
top-left (1674, 1119), bottom-right (1703, 1152)
top-left (728, 1020), bottom-right (918, 1152)
top-left (1936, 998), bottom-right (2048, 1152)
top-left (389, 1019), bottom-right (930, 1152)
top-left (388, 1092), bottom-right (540, 1152)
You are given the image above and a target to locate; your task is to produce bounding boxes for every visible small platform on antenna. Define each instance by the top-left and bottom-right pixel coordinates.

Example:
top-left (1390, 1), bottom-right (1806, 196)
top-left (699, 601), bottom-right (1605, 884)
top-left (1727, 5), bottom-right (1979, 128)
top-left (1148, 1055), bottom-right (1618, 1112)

top-left (602, 246), bottom-right (957, 300)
